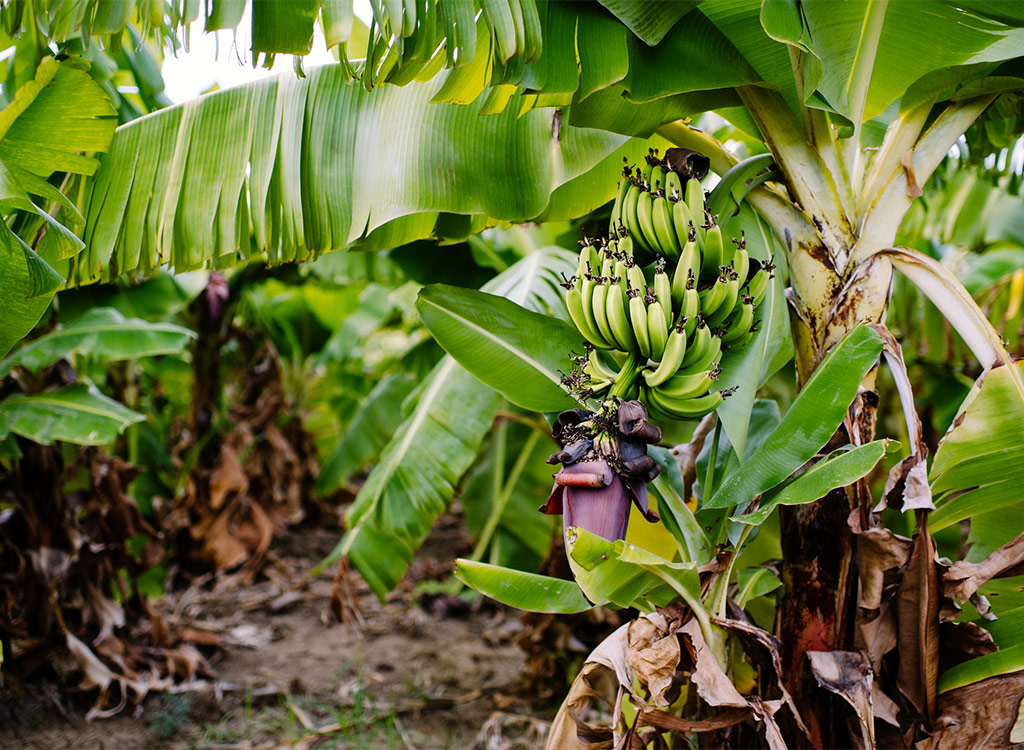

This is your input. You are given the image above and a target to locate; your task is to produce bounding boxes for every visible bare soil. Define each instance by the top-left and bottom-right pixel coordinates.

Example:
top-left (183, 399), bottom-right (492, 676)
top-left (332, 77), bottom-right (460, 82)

top-left (0, 520), bottom-right (556, 749)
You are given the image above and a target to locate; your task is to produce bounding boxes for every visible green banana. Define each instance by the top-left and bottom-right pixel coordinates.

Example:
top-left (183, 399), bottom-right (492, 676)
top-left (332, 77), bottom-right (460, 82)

top-left (699, 270), bottom-right (729, 319)
top-left (646, 294), bottom-right (669, 361)
top-left (584, 351), bottom-right (620, 382)
top-left (592, 277), bottom-right (615, 346)
top-left (643, 319), bottom-right (689, 387)
top-left (606, 282), bottom-right (638, 352)
top-left (681, 330), bottom-right (722, 374)
top-left (649, 163), bottom-right (667, 195)
top-left (653, 260), bottom-right (673, 326)
top-left (679, 275), bottom-right (700, 336)
top-left (657, 363), bottom-right (720, 400)
top-left (622, 180), bottom-right (644, 250)
top-left (705, 267), bottom-right (740, 328)
top-left (685, 177), bottom-right (705, 231)
top-left (636, 190), bottom-right (661, 254)
top-left (672, 199), bottom-right (700, 252)
top-left (643, 151), bottom-right (659, 185)
top-left (580, 255), bottom-right (602, 340)
top-left (701, 224), bottom-right (724, 284)
top-left (680, 319), bottom-right (711, 368)
top-left (664, 169), bottom-right (683, 201)
top-left (612, 258), bottom-right (628, 291)
top-left (731, 241), bottom-right (749, 286)
top-left (672, 240), bottom-right (701, 305)
top-left (745, 263), bottom-right (772, 307)
top-left (722, 296), bottom-right (755, 344)
top-left (652, 194), bottom-right (681, 260)
top-left (567, 281), bottom-right (611, 349)
top-left (626, 262), bottom-right (647, 297)
top-left (628, 288), bottom-right (652, 359)
top-left (609, 163), bottom-right (631, 233)
top-left (646, 385), bottom-right (728, 420)
top-left (618, 234), bottom-right (635, 259)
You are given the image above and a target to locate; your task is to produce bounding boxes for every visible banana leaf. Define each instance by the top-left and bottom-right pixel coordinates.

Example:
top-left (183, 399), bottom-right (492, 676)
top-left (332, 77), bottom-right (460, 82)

top-left (317, 248), bottom-right (574, 599)
top-left (0, 384), bottom-right (145, 446)
top-left (0, 308), bottom-right (194, 378)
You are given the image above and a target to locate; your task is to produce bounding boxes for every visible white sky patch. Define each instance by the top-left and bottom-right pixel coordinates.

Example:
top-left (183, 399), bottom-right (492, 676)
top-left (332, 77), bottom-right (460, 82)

top-left (161, 0), bottom-right (372, 104)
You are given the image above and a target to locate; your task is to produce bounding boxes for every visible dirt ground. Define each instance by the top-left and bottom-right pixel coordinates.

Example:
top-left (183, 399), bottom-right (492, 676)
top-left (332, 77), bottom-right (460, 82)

top-left (0, 520), bottom-right (557, 749)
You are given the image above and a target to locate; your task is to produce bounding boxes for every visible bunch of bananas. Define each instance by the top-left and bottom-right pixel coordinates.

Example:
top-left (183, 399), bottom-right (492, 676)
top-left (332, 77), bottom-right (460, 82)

top-left (563, 150), bottom-right (774, 420)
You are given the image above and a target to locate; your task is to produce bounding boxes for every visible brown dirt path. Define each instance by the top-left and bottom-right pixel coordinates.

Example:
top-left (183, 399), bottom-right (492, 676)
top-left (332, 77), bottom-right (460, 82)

top-left (0, 524), bottom-right (554, 749)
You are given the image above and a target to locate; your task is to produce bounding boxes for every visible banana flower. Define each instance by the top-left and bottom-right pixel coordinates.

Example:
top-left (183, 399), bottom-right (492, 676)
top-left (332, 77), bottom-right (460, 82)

top-left (540, 401), bottom-right (661, 543)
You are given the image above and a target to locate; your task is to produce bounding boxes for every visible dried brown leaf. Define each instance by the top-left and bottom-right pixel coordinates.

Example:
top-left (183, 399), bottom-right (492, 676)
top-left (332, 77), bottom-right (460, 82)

top-left (807, 651), bottom-right (875, 749)
top-left (915, 670), bottom-right (1024, 749)
top-left (545, 661), bottom-right (616, 750)
top-left (678, 618), bottom-right (747, 709)
top-left (637, 707), bottom-right (750, 733)
top-left (943, 530), bottom-right (1024, 604)
top-left (855, 600), bottom-right (898, 673)
top-left (749, 696), bottom-right (789, 750)
top-left (711, 615), bottom-right (808, 736)
top-left (896, 516), bottom-right (940, 723)
top-left (858, 528), bottom-right (913, 612)
top-left (626, 617), bottom-right (680, 707)
top-left (209, 444), bottom-right (248, 511)
top-left (938, 621), bottom-right (998, 673)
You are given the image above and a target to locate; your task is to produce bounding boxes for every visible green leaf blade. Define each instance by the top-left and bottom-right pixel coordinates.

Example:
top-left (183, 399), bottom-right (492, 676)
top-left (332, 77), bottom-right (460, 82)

top-left (704, 324), bottom-right (883, 510)
top-left (0, 384), bottom-right (145, 446)
top-left (417, 284), bottom-right (580, 413)
top-left (455, 559), bottom-right (591, 613)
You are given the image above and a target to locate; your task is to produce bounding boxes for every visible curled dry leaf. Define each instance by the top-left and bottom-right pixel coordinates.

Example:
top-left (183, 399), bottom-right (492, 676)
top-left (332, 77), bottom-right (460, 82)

top-left (670, 412), bottom-right (716, 503)
top-left (858, 528), bottom-right (914, 612)
top-left (545, 613), bottom-right (667, 750)
top-left (915, 670), bottom-right (1024, 750)
top-left (896, 514), bottom-right (940, 724)
top-left (544, 661), bottom-right (616, 750)
top-left (679, 618), bottom-right (747, 709)
top-left (938, 621), bottom-right (998, 673)
top-left (807, 651), bottom-right (875, 750)
top-left (855, 600), bottom-right (898, 680)
top-left (943, 530), bottom-right (1024, 604)
top-left (711, 614), bottom-right (808, 737)
top-left (626, 616), bottom-right (680, 708)
top-left (879, 456), bottom-right (934, 513)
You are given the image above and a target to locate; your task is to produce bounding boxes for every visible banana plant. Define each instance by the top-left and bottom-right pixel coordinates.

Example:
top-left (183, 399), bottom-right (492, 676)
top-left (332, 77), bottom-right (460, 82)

top-left (3, 1), bottom-right (1024, 747)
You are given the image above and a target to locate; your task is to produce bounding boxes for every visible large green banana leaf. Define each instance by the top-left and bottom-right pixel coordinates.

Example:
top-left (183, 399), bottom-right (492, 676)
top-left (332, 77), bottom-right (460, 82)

top-left (0, 383), bottom-right (145, 446)
top-left (930, 361), bottom-right (1024, 551)
top-left (0, 57), bottom-right (116, 358)
top-left (927, 361), bottom-right (1024, 689)
top-left (0, 307), bottom-right (194, 378)
top-left (73, 65), bottom-right (633, 285)
top-left (317, 247), bottom-right (573, 599)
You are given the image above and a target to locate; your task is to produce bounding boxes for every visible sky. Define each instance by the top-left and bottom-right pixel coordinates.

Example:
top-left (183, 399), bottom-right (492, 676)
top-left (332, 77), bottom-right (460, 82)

top-left (161, 1), bottom-right (370, 104)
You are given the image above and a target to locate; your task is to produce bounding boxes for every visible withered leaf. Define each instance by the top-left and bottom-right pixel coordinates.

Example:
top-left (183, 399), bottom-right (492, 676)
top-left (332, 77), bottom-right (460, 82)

top-left (896, 515), bottom-right (940, 724)
top-left (545, 661), bottom-right (617, 750)
top-left (915, 670), bottom-right (1024, 749)
top-left (807, 651), bottom-right (875, 749)
top-left (678, 618), bottom-right (747, 708)
top-left (858, 528), bottom-right (913, 612)
top-left (711, 614), bottom-right (808, 737)
top-left (943, 530), bottom-right (1024, 604)
top-left (626, 616), bottom-right (680, 707)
